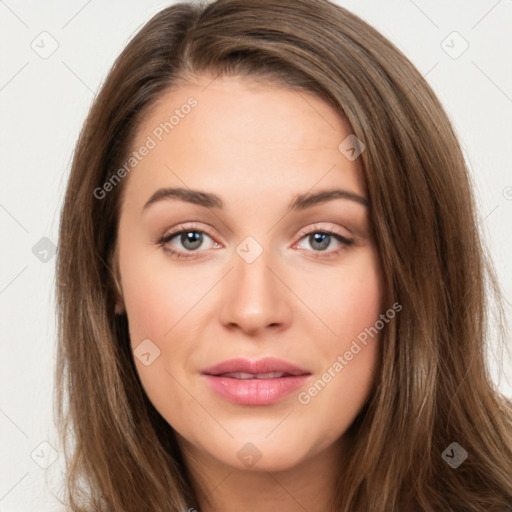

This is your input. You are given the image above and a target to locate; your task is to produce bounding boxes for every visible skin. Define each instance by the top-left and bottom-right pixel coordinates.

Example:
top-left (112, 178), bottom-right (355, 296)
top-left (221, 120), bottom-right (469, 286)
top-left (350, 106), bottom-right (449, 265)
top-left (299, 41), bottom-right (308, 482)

top-left (115, 74), bottom-right (383, 512)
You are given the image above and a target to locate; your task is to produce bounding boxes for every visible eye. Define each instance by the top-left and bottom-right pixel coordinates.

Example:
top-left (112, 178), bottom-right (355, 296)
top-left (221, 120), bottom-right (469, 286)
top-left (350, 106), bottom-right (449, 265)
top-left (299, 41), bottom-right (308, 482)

top-left (294, 225), bottom-right (355, 258)
top-left (156, 223), bottom-right (355, 260)
top-left (156, 223), bottom-right (220, 260)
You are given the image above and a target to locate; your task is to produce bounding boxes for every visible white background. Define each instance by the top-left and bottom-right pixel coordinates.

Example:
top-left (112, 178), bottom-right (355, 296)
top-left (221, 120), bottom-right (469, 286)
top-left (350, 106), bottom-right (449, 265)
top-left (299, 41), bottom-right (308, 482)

top-left (1, 0), bottom-right (511, 510)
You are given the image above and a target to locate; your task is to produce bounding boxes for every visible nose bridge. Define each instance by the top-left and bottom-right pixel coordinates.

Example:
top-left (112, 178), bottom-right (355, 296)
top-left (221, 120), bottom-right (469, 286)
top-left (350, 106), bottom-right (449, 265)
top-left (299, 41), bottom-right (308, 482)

top-left (236, 247), bottom-right (272, 298)
top-left (219, 236), bottom-right (290, 333)
top-left (233, 241), bottom-right (277, 309)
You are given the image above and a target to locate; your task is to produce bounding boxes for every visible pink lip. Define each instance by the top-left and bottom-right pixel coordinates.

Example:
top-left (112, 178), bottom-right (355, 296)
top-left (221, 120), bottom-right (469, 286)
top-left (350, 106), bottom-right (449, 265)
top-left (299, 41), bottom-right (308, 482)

top-left (201, 357), bottom-right (309, 376)
top-left (201, 357), bottom-right (311, 405)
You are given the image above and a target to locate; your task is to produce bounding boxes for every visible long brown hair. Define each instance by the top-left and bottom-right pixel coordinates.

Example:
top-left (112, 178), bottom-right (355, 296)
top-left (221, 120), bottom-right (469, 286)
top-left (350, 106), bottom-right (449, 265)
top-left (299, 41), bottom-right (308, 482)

top-left (55, 0), bottom-right (512, 510)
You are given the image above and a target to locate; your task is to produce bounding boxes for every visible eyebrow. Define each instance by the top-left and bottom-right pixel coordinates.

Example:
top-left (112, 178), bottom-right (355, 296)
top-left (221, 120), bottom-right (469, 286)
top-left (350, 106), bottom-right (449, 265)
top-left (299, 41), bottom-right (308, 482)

top-left (142, 187), bottom-right (369, 213)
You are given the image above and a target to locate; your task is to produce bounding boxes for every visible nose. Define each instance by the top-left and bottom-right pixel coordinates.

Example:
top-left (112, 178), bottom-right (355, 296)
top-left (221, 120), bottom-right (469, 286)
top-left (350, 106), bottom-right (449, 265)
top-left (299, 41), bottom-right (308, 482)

top-left (218, 246), bottom-right (292, 336)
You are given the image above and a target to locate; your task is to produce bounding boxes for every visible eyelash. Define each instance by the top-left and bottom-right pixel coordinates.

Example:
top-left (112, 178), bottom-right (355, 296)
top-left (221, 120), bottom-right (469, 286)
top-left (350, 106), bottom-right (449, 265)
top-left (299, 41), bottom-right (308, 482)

top-left (155, 222), bottom-right (355, 260)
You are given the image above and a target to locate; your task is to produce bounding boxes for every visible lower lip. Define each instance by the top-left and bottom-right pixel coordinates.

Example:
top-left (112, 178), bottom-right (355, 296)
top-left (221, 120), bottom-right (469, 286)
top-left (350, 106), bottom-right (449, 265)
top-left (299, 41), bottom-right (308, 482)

top-left (203, 374), bottom-right (310, 405)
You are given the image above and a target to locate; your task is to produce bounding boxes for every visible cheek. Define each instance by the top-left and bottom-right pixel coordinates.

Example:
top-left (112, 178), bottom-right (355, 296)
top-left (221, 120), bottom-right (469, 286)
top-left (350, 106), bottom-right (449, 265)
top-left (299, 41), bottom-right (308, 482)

top-left (119, 251), bottom-right (199, 417)
top-left (303, 250), bottom-right (382, 413)
top-left (341, 273), bottom-right (382, 339)
top-left (313, 249), bottom-right (382, 343)
top-left (119, 246), bottom-right (200, 344)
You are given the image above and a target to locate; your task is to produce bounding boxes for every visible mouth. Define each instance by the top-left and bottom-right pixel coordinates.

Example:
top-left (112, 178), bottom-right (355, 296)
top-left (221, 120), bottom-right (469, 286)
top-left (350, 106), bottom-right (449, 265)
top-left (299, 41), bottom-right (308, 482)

top-left (201, 357), bottom-right (312, 405)
top-left (213, 371), bottom-right (296, 379)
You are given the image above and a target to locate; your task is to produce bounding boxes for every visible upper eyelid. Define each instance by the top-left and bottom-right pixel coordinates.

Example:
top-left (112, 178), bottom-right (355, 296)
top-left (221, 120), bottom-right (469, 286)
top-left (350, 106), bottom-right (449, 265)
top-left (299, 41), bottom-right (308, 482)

top-left (165, 223), bottom-right (216, 241)
top-left (295, 223), bottom-right (348, 238)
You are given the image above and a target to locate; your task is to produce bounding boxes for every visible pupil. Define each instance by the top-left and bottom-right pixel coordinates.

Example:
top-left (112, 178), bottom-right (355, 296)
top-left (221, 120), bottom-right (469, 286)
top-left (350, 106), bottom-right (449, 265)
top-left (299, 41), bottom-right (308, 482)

top-left (182, 232), bottom-right (202, 250)
top-left (311, 233), bottom-right (329, 251)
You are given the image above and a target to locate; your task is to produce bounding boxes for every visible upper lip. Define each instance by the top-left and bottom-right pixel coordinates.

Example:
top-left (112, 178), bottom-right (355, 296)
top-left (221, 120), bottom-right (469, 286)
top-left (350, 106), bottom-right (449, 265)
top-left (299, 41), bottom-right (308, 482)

top-left (201, 357), bottom-right (310, 377)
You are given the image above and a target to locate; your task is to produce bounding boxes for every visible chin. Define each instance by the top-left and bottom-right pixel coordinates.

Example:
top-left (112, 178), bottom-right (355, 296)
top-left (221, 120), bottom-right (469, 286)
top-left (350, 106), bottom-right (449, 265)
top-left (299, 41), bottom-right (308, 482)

top-left (208, 433), bottom-right (320, 473)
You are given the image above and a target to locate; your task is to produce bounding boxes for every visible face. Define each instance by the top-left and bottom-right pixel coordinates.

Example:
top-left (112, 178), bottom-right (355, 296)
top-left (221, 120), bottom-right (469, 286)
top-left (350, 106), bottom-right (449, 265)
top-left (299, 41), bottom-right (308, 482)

top-left (115, 75), bottom-right (383, 473)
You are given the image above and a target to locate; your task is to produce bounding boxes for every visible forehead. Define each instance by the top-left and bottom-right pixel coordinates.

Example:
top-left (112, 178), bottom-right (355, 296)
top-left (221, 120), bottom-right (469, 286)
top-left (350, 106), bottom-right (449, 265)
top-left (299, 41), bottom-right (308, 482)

top-left (124, 75), bottom-right (366, 207)
top-left (136, 76), bottom-right (349, 143)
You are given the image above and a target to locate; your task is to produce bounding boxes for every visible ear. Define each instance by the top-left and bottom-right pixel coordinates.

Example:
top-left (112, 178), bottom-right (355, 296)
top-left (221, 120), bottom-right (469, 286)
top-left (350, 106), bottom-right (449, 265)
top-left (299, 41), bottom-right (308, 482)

top-left (115, 299), bottom-right (125, 315)
top-left (111, 244), bottom-right (125, 315)
top-left (113, 275), bottom-right (126, 315)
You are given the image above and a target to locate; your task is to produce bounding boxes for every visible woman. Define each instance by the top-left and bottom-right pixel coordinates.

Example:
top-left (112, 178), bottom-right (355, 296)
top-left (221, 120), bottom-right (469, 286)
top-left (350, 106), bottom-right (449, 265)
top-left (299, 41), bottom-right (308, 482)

top-left (55, 0), bottom-right (512, 510)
